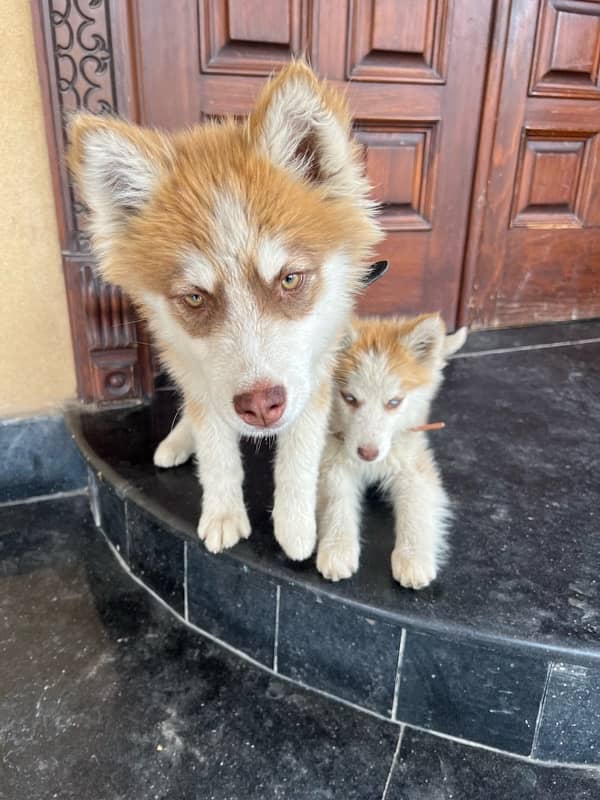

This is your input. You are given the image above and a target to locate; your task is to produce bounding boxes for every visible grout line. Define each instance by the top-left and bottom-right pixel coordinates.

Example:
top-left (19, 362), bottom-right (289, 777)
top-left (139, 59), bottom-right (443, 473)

top-left (391, 629), bottom-right (406, 720)
top-left (96, 528), bottom-right (600, 773)
top-left (0, 413), bottom-right (60, 427)
top-left (88, 469), bottom-right (101, 527)
top-left (0, 487), bottom-right (87, 509)
top-left (273, 585), bottom-right (281, 673)
top-left (124, 499), bottom-right (130, 564)
top-left (530, 661), bottom-right (554, 758)
top-left (183, 542), bottom-right (189, 623)
top-left (451, 336), bottom-right (600, 359)
top-left (399, 719), bottom-right (600, 772)
top-left (381, 725), bottom-right (405, 800)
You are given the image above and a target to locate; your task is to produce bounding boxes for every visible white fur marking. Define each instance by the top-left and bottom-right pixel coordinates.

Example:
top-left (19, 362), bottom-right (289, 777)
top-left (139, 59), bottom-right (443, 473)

top-left (256, 236), bottom-right (289, 284)
top-left (180, 250), bottom-right (218, 293)
top-left (212, 191), bottom-right (251, 264)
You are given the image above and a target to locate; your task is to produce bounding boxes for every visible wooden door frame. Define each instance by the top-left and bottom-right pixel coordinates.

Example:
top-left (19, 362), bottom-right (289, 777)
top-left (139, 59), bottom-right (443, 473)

top-left (31, 0), bottom-right (155, 404)
top-left (457, 0), bottom-right (513, 329)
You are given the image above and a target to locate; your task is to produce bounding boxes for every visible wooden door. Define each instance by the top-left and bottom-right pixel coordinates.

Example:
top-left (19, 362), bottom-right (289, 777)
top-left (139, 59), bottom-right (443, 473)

top-left (465, 0), bottom-right (600, 328)
top-left (33, 1), bottom-right (600, 402)
top-left (132, 0), bottom-right (492, 326)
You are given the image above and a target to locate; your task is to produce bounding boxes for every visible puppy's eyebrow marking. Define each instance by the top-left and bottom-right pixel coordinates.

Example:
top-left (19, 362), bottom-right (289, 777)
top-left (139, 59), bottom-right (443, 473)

top-left (213, 190), bottom-right (251, 259)
top-left (256, 236), bottom-right (289, 283)
top-left (180, 250), bottom-right (217, 292)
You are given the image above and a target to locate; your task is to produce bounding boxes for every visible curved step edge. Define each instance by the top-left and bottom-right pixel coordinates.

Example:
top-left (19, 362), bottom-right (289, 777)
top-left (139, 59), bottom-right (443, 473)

top-left (63, 425), bottom-right (599, 769)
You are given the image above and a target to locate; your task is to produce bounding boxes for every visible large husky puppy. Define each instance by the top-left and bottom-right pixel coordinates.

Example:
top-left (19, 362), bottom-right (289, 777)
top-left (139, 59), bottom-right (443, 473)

top-left (69, 62), bottom-right (382, 560)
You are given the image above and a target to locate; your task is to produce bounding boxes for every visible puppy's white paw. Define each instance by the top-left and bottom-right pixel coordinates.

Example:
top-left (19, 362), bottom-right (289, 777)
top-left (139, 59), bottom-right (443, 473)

top-left (391, 549), bottom-right (437, 590)
top-left (274, 511), bottom-right (316, 561)
top-left (316, 540), bottom-right (359, 582)
top-left (198, 507), bottom-right (251, 553)
top-left (154, 438), bottom-right (193, 469)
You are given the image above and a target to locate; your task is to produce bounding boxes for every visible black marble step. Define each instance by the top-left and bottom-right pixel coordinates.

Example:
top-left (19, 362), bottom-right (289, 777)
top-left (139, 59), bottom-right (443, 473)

top-left (4, 497), bottom-right (599, 799)
top-left (66, 319), bottom-right (600, 767)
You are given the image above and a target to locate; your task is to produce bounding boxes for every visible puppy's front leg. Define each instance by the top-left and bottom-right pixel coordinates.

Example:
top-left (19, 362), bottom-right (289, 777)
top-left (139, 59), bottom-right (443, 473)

top-left (390, 453), bottom-right (449, 589)
top-left (189, 401), bottom-right (251, 554)
top-left (153, 413), bottom-right (195, 468)
top-left (316, 460), bottom-right (362, 581)
top-left (273, 382), bottom-right (331, 561)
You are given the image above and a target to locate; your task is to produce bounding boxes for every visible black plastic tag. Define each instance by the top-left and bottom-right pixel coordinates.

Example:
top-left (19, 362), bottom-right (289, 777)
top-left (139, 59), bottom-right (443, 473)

top-left (361, 260), bottom-right (389, 287)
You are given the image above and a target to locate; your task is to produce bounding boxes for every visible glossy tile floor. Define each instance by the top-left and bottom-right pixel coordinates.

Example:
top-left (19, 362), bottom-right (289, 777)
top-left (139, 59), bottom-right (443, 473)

top-left (2, 496), bottom-right (599, 799)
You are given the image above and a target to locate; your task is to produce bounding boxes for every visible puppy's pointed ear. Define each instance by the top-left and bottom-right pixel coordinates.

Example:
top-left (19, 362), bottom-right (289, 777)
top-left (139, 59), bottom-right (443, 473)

top-left (248, 61), bottom-right (364, 200)
top-left (68, 114), bottom-right (173, 255)
top-left (403, 314), bottom-right (446, 364)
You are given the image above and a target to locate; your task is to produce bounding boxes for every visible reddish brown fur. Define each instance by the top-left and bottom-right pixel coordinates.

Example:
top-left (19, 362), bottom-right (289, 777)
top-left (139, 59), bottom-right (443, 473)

top-left (68, 63), bottom-right (380, 329)
top-left (335, 314), bottom-right (446, 392)
top-left (170, 280), bottom-right (228, 339)
top-left (248, 262), bottom-right (324, 321)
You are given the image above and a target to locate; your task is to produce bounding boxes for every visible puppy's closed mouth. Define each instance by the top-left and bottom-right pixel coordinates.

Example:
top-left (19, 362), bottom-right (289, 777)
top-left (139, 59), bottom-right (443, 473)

top-left (240, 418), bottom-right (290, 438)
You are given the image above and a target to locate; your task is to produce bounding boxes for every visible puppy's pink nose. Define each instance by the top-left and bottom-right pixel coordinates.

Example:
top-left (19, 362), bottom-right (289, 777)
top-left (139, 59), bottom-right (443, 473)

top-left (357, 445), bottom-right (379, 462)
top-left (233, 384), bottom-right (287, 428)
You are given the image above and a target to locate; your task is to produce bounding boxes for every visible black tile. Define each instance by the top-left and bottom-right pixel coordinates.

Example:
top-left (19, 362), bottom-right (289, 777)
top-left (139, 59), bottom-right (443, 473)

top-left (1, 497), bottom-right (399, 800)
top-left (277, 588), bottom-right (403, 716)
top-left (94, 473), bottom-right (128, 558)
top-left (0, 495), bottom-right (89, 578)
top-left (186, 542), bottom-right (277, 665)
top-left (127, 500), bottom-right (185, 616)
top-left (533, 661), bottom-right (600, 765)
top-left (397, 630), bottom-right (548, 754)
top-left (0, 415), bottom-right (85, 502)
top-left (459, 317), bottom-right (600, 355)
top-left (387, 727), bottom-right (600, 800)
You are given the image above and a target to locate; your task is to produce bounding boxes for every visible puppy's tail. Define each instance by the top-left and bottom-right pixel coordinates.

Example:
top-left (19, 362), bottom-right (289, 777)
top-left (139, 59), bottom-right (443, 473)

top-left (443, 326), bottom-right (467, 358)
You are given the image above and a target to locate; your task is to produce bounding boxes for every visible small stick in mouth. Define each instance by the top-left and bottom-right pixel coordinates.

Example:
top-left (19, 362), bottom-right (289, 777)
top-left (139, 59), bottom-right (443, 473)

top-left (409, 421), bottom-right (446, 432)
top-left (333, 422), bottom-right (446, 441)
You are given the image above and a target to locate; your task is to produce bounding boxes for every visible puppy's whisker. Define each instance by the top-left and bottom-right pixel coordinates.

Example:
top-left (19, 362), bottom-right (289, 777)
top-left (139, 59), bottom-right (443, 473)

top-left (169, 407), bottom-right (183, 434)
top-left (113, 320), bottom-right (143, 328)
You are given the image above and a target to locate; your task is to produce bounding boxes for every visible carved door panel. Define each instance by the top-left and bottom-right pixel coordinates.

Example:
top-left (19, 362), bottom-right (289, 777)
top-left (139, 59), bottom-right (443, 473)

top-left (132, 0), bottom-right (493, 325)
top-left (317, 0), bottom-right (492, 322)
top-left (466, 0), bottom-right (600, 327)
top-left (32, 0), bottom-right (155, 403)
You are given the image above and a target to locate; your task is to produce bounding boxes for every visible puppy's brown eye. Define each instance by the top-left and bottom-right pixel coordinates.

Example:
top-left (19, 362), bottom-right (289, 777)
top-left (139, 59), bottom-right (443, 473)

top-left (386, 397), bottom-right (403, 410)
top-left (281, 272), bottom-right (303, 291)
top-left (341, 391), bottom-right (358, 406)
top-left (184, 293), bottom-right (204, 308)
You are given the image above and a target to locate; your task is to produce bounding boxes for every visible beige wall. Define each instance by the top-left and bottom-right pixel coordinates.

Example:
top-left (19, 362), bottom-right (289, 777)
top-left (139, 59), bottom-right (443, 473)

top-left (0, 1), bottom-right (76, 417)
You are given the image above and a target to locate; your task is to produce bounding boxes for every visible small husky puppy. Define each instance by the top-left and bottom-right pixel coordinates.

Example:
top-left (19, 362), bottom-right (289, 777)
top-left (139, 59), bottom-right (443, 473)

top-left (316, 314), bottom-right (466, 589)
top-left (68, 62), bottom-right (381, 561)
